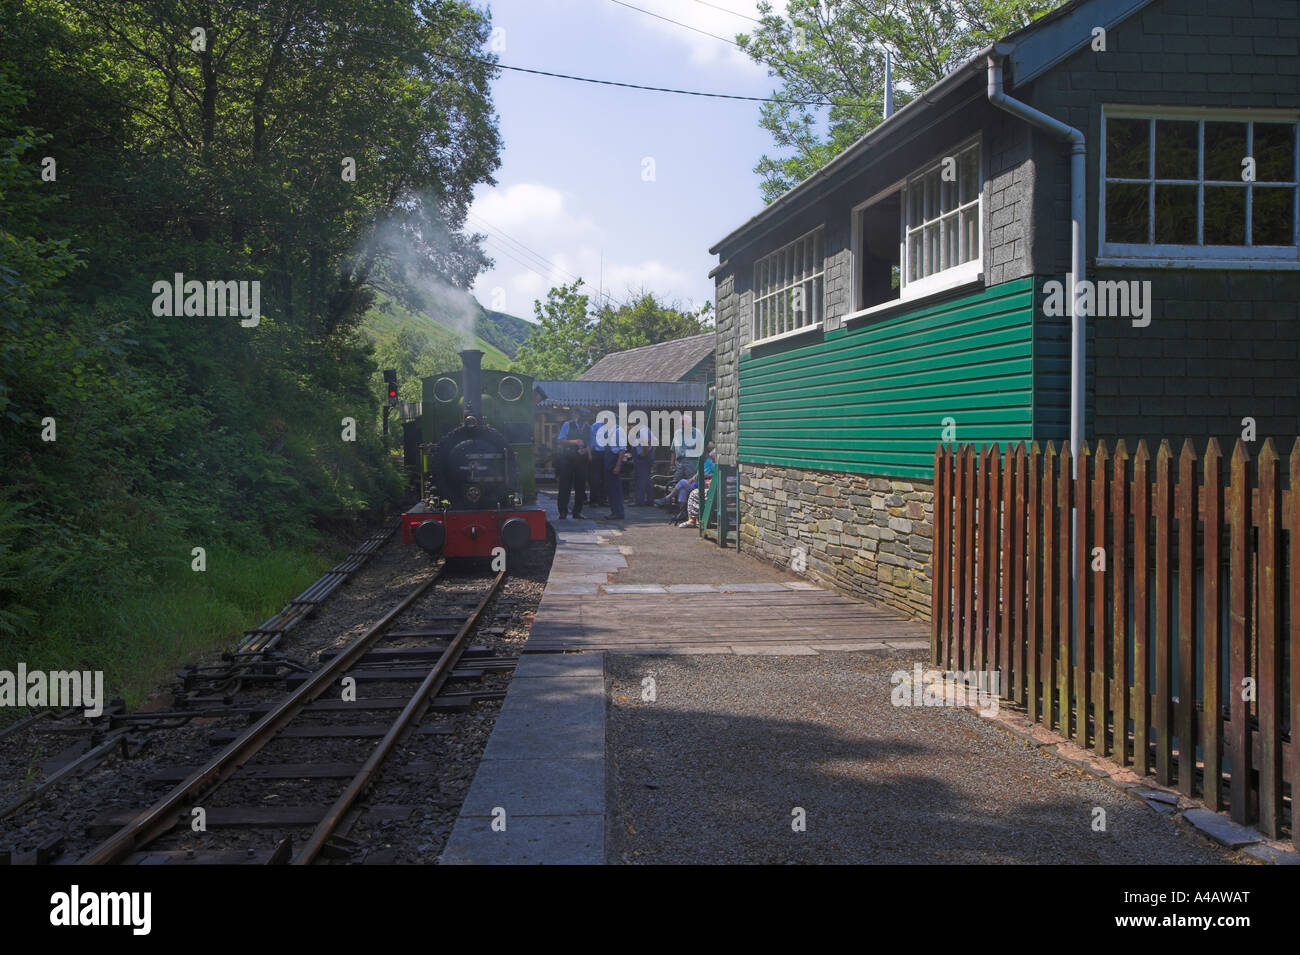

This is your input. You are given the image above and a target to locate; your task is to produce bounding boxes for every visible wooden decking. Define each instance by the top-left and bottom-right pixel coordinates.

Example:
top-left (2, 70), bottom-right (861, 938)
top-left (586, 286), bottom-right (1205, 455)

top-left (526, 587), bottom-right (928, 653)
top-left (525, 503), bottom-right (929, 654)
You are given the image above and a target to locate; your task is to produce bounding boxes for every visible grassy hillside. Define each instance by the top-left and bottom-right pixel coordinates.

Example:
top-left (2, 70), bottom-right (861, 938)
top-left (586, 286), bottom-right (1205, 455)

top-left (362, 292), bottom-right (531, 369)
top-left (479, 307), bottom-right (533, 359)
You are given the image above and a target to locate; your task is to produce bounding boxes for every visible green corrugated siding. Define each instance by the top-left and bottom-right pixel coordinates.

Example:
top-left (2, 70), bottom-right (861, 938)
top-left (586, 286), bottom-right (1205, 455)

top-left (738, 277), bottom-right (1049, 480)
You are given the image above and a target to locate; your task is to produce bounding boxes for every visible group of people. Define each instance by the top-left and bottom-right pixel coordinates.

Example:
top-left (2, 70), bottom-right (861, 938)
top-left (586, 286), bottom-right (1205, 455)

top-left (657, 439), bottom-right (715, 528)
top-left (554, 409), bottom-right (707, 524)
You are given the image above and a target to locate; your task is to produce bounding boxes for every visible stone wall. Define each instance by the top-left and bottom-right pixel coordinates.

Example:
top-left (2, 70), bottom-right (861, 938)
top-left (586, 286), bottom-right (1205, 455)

top-left (738, 463), bottom-right (934, 621)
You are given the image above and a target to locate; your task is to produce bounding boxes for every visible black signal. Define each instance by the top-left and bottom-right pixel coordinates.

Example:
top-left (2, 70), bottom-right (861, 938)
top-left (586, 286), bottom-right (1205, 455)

top-left (383, 369), bottom-right (398, 407)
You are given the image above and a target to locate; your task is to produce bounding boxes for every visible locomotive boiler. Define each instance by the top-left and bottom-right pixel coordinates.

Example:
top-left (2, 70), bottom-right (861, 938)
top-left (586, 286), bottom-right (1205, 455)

top-left (400, 349), bottom-right (548, 559)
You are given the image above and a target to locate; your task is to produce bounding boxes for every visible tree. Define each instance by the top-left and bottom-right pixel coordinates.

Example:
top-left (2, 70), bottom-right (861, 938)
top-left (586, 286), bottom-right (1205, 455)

top-left (738, 0), bottom-right (1062, 202)
top-left (512, 281), bottom-right (593, 380)
top-left (0, 0), bottom-right (502, 668)
top-left (512, 283), bottom-right (714, 380)
top-left (587, 291), bottom-right (712, 361)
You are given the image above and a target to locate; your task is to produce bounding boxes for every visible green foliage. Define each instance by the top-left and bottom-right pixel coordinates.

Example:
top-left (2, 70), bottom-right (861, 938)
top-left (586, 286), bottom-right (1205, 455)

top-left (512, 281), bottom-right (596, 380)
top-left (738, 0), bottom-right (1063, 202)
top-left (0, 0), bottom-right (500, 697)
top-left (478, 308), bottom-right (533, 358)
top-left (512, 281), bottom-right (713, 380)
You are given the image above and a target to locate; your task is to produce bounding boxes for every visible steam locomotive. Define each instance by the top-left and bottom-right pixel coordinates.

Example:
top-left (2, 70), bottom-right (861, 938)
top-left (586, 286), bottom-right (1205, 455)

top-left (400, 349), bottom-right (549, 559)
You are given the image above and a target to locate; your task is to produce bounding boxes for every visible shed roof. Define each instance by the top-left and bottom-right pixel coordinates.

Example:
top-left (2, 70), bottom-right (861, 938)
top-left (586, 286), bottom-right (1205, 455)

top-left (534, 380), bottom-right (707, 410)
top-left (578, 333), bottom-right (715, 382)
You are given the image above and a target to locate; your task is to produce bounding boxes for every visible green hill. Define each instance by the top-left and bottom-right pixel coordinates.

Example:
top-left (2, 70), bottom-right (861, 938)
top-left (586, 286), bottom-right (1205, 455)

top-left (362, 291), bottom-right (532, 370)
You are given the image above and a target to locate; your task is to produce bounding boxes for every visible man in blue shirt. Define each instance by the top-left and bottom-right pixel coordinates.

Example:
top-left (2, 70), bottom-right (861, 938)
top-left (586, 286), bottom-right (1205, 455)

top-left (554, 408), bottom-right (589, 519)
top-left (602, 420), bottom-right (628, 521)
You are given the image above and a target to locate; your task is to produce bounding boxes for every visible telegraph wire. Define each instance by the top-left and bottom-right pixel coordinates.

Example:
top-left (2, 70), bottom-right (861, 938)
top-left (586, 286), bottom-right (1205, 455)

top-left (603, 0), bottom-right (740, 45)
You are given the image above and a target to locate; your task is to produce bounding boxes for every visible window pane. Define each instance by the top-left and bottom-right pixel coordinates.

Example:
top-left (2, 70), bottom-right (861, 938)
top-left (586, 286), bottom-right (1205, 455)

top-left (1154, 184), bottom-right (1197, 244)
top-left (909, 183), bottom-right (923, 227)
top-left (1203, 186), bottom-right (1246, 245)
top-left (1155, 120), bottom-right (1198, 179)
top-left (1254, 123), bottom-right (1295, 183)
top-left (924, 170), bottom-right (940, 220)
top-left (959, 148), bottom-right (979, 205)
top-left (1107, 118), bottom-right (1149, 179)
top-left (1205, 121), bottom-right (1247, 181)
top-left (1106, 182), bottom-right (1149, 243)
top-left (961, 208), bottom-right (978, 263)
top-left (941, 167), bottom-right (957, 213)
top-left (924, 223), bottom-right (940, 277)
top-left (814, 276), bottom-right (823, 324)
top-left (908, 232), bottom-right (922, 282)
top-left (1253, 186), bottom-right (1294, 245)
top-left (943, 215), bottom-right (958, 270)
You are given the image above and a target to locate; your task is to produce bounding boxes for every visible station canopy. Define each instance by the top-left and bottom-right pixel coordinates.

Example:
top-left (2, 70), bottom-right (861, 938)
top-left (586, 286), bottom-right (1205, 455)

top-left (534, 380), bottom-right (707, 410)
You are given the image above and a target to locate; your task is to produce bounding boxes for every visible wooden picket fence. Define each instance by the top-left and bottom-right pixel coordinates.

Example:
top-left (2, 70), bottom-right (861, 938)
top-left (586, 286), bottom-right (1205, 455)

top-left (932, 438), bottom-right (1297, 844)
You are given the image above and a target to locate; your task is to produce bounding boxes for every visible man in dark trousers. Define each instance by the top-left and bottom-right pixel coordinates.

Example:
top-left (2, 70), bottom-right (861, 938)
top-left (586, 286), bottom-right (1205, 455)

top-left (586, 411), bottom-right (606, 509)
top-left (554, 407), bottom-right (589, 519)
top-left (603, 419), bottom-right (628, 522)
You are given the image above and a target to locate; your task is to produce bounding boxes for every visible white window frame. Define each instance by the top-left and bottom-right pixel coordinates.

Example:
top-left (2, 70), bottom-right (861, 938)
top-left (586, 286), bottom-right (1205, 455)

top-left (1099, 105), bottom-right (1300, 267)
top-left (849, 180), bottom-right (905, 314)
top-left (751, 227), bottom-right (825, 345)
top-left (900, 136), bottom-right (983, 300)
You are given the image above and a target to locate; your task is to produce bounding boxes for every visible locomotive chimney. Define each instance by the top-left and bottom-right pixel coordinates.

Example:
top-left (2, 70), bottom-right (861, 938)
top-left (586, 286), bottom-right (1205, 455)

top-left (460, 348), bottom-right (484, 423)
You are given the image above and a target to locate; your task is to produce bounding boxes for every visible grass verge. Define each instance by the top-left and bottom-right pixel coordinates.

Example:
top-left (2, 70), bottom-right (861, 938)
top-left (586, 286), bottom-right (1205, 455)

top-left (3, 541), bottom-right (340, 711)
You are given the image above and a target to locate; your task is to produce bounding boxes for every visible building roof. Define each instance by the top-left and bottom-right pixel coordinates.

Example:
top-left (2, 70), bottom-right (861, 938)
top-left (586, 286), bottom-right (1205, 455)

top-left (578, 333), bottom-right (715, 383)
top-left (708, 0), bottom-right (1155, 258)
top-left (534, 380), bottom-right (708, 410)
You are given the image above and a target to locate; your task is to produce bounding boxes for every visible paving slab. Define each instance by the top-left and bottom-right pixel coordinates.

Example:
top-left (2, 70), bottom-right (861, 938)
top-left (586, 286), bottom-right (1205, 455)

top-left (1243, 843), bottom-right (1300, 864)
top-left (1182, 808), bottom-right (1266, 848)
top-left (602, 584), bottom-right (667, 594)
top-left (731, 644), bottom-right (819, 655)
top-left (458, 757), bottom-right (603, 817)
top-left (512, 654), bottom-right (604, 679)
top-left (440, 652), bottom-right (606, 865)
top-left (441, 814), bottom-right (603, 866)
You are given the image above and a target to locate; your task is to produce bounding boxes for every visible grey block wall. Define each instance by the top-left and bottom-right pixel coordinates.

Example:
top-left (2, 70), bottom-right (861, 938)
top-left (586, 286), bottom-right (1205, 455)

top-left (713, 273), bottom-right (739, 465)
top-left (1024, 0), bottom-right (1300, 449)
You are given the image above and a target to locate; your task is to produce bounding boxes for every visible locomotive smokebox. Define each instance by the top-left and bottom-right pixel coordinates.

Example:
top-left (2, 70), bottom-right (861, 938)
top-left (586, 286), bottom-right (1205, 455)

top-left (460, 348), bottom-right (484, 423)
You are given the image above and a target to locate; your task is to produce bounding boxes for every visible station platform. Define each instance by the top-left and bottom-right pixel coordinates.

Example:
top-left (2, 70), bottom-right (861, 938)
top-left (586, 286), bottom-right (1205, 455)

top-left (531, 492), bottom-right (929, 655)
top-left (441, 492), bottom-right (927, 864)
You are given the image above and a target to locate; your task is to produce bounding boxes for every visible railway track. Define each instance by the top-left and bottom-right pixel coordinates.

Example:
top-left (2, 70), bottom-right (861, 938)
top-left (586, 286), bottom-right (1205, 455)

top-left (79, 564), bottom-right (511, 865)
top-left (0, 530), bottom-right (394, 827)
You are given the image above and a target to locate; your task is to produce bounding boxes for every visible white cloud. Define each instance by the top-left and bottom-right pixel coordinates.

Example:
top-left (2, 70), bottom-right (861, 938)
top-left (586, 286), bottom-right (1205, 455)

top-left (626, 0), bottom-right (771, 70)
top-left (471, 182), bottom-right (597, 243)
top-left (469, 180), bottom-right (713, 320)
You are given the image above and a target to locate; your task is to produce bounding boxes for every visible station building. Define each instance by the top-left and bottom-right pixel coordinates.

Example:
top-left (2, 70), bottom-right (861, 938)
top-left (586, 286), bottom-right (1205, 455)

top-left (709, 0), bottom-right (1300, 620)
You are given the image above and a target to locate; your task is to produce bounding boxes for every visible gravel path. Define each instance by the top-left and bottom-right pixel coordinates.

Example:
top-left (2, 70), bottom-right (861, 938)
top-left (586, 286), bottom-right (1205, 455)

top-left (606, 649), bottom-right (1242, 865)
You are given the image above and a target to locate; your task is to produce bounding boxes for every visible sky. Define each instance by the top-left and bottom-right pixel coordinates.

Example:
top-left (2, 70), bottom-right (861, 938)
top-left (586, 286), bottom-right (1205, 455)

top-left (465, 0), bottom-right (792, 320)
